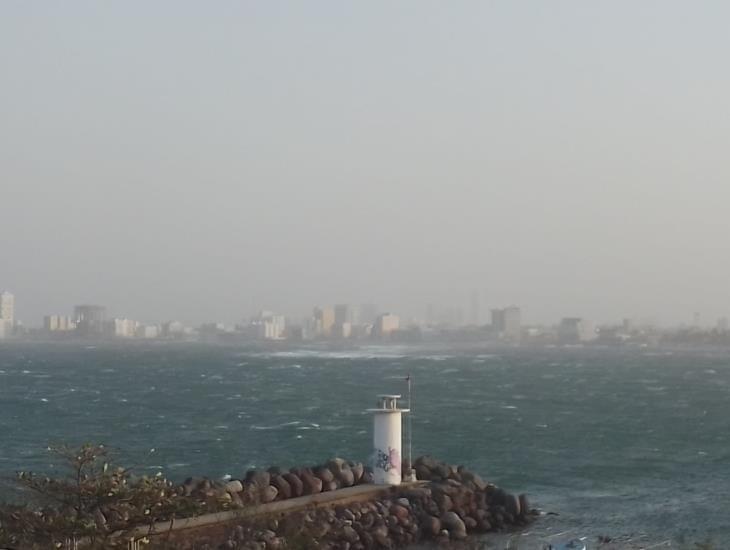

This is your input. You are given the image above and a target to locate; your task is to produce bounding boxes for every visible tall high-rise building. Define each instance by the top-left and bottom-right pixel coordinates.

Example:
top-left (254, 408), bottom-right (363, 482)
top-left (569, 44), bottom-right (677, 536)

top-left (0, 291), bottom-right (14, 339)
top-left (491, 306), bottom-right (521, 340)
top-left (373, 313), bottom-right (399, 339)
top-left (334, 304), bottom-right (350, 326)
top-left (250, 311), bottom-right (286, 340)
top-left (349, 304), bottom-right (362, 326)
top-left (333, 304), bottom-right (354, 339)
top-left (558, 317), bottom-right (596, 343)
top-left (44, 315), bottom-right (76, 332)
top-left (111, 318), bottom-right (138, 338)
top-left (0, 291), bottom-right (14, 324)
top-left (74, 305), bottom-right (106, 336)
top-left (313, 306), bottom-right (335, 337)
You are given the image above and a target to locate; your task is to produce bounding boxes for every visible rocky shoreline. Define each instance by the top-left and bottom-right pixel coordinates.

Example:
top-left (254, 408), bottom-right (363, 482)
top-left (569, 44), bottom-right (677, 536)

top-left (160, 456), bottom-right (536, 550)
top-left (0, 450), bottom-right (535, 549)
top-left (179, 456), bottom-right (372, 508)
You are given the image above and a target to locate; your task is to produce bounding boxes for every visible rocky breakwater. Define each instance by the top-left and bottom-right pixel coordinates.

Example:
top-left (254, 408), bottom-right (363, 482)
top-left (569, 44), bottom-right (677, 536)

top-left (180, 458), bottom-right (371, 510)
top-left (213, 456), bottom-right (536, 550)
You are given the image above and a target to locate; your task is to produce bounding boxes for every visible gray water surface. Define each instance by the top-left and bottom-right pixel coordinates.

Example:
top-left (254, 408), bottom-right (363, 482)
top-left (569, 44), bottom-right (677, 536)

top-left (1, 343), bottom-right (728, 546)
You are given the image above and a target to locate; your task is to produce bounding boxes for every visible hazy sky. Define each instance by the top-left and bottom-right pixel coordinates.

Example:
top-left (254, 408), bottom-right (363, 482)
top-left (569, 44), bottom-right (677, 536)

top-left (2, 2), bottom-right (730, 326)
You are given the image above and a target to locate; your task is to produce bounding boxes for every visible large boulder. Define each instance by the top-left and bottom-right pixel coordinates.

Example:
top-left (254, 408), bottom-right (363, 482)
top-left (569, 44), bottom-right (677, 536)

top-left (372, 523), bottom-right (390, 546)
top-left (314, 466), bottom-right (335, 484)
top-left (336, 467), bottom-right (355, 487)
top-left (341, 525), bottom-right (360, 544)
top-left (307, 521), bottom-right (330, 539)
top-left (415, 456), bottom-right (439, 470)
top-left (434, 492), bottom-right (453, 513)
top-left (230, 492), bottom-right (244, 508)
top-left (436, 463), bottom-right (452, 480)
top-left (283, 473), bottom-right (304, 497)
top-left (459, 470), bottom-right (488, 491)
top-left (487, 486), bottom-right (507, 505)
top-left (326, 458), bottom-right (347, 474)
top-left (225, 480), bottom-right (244, 494)
top-left (441, 511), bottom-right (467, 540)
top-left (246, 470), bottom-right (271, 488)
top-left (518, 493), bottom-right (530, 517)
top-left (422, 515), bottom-right (441, 537)
top-left (271, 475), bottom-right (292, 500)
top-left (358, 531), bottom-right (374, 549)
top-left (504, 493), bottom-right (521, 517)
top-left (301, 472), bottom-right (323, 495)
top-left (261, 485), bottom-right (278, 503)
top-left (390, 504), bottom-right (409, 522)
top-left (350, 462), bottom-right (364, 484)
top-left (415, 465), bottom-right (432, 481)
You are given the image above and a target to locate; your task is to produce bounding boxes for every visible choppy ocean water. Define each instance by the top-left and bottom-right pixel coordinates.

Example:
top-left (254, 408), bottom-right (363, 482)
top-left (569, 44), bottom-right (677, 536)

top-left (1, 342), bottom-right (729, 547)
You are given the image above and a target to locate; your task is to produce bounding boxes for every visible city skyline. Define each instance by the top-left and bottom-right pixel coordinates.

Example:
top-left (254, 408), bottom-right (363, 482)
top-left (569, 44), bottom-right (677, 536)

top-left (1, 287), bottom-right (728, 336)
top-left (4, 3), bottom-right (730, 329)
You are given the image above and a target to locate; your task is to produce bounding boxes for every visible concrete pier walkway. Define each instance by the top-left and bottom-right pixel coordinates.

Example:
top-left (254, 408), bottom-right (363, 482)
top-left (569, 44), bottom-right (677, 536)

top-left (119, 482), bottom-right (426, 541)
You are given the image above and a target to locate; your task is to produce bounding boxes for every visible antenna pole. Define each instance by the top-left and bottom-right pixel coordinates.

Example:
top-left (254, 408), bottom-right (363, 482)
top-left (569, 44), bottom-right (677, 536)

top-left (407, 374), bottom-right (413, 480)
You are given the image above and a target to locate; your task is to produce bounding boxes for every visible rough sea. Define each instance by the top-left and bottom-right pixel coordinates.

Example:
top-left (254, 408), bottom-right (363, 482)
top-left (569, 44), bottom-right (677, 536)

top-left (1, 342), bottom-right (728, 548)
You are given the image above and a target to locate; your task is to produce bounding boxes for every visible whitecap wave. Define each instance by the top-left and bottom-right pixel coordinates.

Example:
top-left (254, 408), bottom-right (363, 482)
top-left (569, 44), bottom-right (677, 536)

top-left (251, 421), bottom-right (302, 430)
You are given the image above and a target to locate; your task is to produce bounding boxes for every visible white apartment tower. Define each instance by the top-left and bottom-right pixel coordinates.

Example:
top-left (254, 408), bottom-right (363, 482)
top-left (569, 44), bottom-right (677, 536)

top-left (0, 292), bottom-right (14, 324)
top-left (0, 291), bottom-right (14, 339)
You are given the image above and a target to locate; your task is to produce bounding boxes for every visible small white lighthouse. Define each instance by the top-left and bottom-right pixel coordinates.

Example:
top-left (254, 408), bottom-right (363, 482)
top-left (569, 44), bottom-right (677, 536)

top-left (368, 394), bottom-right (410, 485)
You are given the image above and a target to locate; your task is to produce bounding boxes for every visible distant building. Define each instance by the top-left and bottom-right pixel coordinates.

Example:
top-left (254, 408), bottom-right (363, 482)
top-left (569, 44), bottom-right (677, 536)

top-left (0, 292), bottom-right (14, 324)
top-left (373, 313), bottom-right (399, 339)
top-left (74, 305), bottom-right (106, 336)
top-left (251, 311), bottom-right (286, 340)
top-left (334, 321), bottom-right (352, 339)
top-left (349, 304), bottom-right (362, 326)
top-left (491, 306), bottom-right (521, 340)
top-left (43, 315), bottom-right (76, 332)
top-left (559, 317), bottom-right (596, 343)
top-left (0, 291), bottom-right (14, 339)
top-left (622, 318), bottom-right (635, 333)
top-left (313, 306), bottom-right (335, 337)
top-left (334, 304), bottom-right (350, 326)
top-left (111, 318), bottom-right (138, 338)
top-left (718, 317), bottom-right (729, 332)
top-left (161, 320), bottom-right (185, 338)
top-left (135, 324), bottom-right (160, 339)
top-left (334, 304), bottom-right (355, 338)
